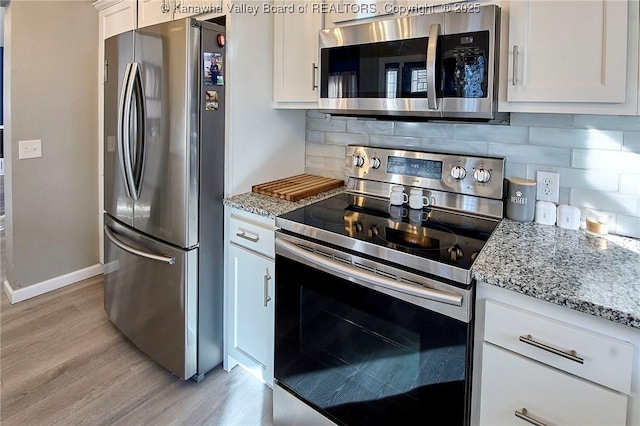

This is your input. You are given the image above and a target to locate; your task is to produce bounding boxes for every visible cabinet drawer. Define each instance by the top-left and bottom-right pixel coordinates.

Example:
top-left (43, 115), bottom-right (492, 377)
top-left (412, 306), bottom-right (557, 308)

top-left (229, 215), bottom-right (276, 258)
top-left (483, 299), bottom-right (633, 394)
top-left (479, 343), bottom-right (627, 426)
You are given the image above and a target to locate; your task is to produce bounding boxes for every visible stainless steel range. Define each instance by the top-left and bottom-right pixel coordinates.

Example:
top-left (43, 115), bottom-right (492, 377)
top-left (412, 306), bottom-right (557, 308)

top-left (273, 145), bottom-right (505, 426)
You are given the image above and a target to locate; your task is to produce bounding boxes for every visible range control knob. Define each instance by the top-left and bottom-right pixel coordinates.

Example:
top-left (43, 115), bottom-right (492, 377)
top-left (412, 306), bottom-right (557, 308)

top-left (448, 245), bottom-right (464, 263)
top-left (352, 155), bottom-right (365, 168)
top-left (450, 165), bottom-right (467, 180)
top-left (370, 157), bottom-right (381, 169)
top-left (473, 168), bottom-right (491, 183)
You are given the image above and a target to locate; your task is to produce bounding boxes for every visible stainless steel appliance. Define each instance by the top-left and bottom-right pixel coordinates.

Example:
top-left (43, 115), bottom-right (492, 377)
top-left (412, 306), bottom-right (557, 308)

top-left (318, 5), bottom-right (500, 119)
top-left (273, 145), bottom-right (505, 425)
top-left (103, 18), bottom-right (225, 381)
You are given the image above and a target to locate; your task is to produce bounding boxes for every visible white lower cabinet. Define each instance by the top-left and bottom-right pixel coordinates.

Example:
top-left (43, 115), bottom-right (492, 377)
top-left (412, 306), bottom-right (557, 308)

top-left (480, 343), bottom-right (628, 426)
top-left (474, 284), bottom-right (638, 426)
top-left (224, 209), bottom-right (277, 386)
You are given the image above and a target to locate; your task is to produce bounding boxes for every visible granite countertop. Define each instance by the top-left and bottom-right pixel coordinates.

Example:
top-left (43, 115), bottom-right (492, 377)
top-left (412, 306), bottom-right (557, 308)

top-left (472, 219), bottom-right (640, 329)
top-left (225, 189), bottom-right (640, 329)
top-left (223, 187), bottom-right (346, 218)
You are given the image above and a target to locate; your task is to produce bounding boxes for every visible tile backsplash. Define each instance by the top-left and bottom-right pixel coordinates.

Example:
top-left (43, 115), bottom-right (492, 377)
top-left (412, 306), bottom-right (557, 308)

top-left (304, 111), bottom-right (640, 238)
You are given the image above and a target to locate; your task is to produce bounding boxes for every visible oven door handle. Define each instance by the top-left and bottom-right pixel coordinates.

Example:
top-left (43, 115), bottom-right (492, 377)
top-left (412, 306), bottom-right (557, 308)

top-left (276, 238), bottom-right (463, 307)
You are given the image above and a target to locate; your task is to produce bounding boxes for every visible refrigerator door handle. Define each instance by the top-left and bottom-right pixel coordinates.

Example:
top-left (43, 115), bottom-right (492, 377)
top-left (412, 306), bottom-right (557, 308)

top-left (130, 62), bottom-right (146, 199)
top-left (104, 225), bottom-right (176, 265)
top-left (122, 63), bottom-right (139, 200)
top-left (117, 63), bottom-right (134, 198)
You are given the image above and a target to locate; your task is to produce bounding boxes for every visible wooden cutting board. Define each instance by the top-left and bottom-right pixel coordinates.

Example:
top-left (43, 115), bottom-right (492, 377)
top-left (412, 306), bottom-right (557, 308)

top-left (252, 174), bottom-right (344, 202)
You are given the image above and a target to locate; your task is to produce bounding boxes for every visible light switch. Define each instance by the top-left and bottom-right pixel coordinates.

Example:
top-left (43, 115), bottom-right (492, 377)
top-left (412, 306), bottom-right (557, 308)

top-left (18, 139), bottom-right (42, 159)
top-left (107, 136), bottom-right (116, 152)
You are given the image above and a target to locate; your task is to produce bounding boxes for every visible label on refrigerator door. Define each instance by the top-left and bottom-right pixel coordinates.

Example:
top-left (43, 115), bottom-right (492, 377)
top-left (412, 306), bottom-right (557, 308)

top-left (204, 52), bottom-right (224, 86)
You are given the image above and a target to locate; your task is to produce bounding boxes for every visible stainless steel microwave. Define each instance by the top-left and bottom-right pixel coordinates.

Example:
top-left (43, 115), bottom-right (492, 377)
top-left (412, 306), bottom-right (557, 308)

top-left (318, 5), bottom-right (500, 119)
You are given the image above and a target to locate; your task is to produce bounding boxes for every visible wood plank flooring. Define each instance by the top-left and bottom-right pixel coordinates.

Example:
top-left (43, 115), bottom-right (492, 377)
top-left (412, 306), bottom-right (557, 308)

top-left (0, 276), bottom-right (274, 425)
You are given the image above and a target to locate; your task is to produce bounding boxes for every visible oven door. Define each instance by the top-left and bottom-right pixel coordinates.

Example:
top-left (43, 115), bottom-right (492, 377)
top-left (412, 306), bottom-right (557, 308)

top-left (274, 232), bottom-right (473, 426)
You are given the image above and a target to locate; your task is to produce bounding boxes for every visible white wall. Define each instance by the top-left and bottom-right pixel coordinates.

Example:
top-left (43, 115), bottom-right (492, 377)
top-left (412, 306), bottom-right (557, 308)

top-left (4, 1), bottom-right (99, 290)
top-left (305, 112), bottom-right (640, 238)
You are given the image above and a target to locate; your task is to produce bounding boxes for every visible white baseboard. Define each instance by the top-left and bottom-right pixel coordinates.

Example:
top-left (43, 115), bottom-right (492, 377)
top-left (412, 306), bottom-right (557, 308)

top-left (3, 264), bottom-right (104, 304)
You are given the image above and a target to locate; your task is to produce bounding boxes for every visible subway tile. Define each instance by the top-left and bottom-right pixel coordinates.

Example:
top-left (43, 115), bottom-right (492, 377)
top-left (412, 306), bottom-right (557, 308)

top-left (305, 156), bottom-right (344, 173)
top-left (623, 131), bottom-right (640, 153)
top-left (525, 165), bottom-right (619, 192)
top-left (558, 187), bottom-right (571, 205)
top-left (572, 149), bottom-right (640, 171)
top-left (305, 155), bottom-right (326, 170)
top-left (488, 143), bottom-right (571, 166)
top-left (306, 142), bottom-right (345, 159)
top-left (454, 124), bottom-right (528, 144)
top-left (529, 127), bottom-right (623, 150)
top-left (307, 117), bottom-right (347, 132)
top-left (574, 115), bottom-right (640, 131)
top-left (369, 134), bottom-right (423, 148)
top-left (422, 138), bottom-right (488, 155)
top-left (305, 130), bottom-right (325, 144)
top-left (395, 122), bottom-right (455, 138)
top-left (510, 113), bottom-right (574, 128)
top-left (614, 215), bottom-right (640, 239)
top-left (571, 188), bottom-right (639, 217)
top-left (325, 132), bottom-right (369, 146)
top-left (305, 167), bottom-right (347, 181)
top-left (306, 110), bottom-right (327, 119)
top-left (326, 157), bottom-right (347, 171)
top-left (620, 174), bottom-right (640, 196)
top-left (504, 162), bottom-right (527, 179)
top-left (347, 119), bottom-right (395, 135)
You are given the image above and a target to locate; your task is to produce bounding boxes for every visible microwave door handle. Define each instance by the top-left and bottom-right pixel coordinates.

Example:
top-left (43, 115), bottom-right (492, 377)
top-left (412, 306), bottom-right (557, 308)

top-left (426, 23), bottom-right (440, 110)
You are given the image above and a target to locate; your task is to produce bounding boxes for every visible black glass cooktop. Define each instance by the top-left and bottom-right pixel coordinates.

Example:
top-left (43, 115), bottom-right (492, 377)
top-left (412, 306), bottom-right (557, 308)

top-left (277, 192), bottom-right (500, 272)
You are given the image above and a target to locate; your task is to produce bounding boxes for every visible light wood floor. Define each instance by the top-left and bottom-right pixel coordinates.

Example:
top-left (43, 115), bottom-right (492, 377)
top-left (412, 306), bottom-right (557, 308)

top-left (0, 276), bottom-right (274, 425)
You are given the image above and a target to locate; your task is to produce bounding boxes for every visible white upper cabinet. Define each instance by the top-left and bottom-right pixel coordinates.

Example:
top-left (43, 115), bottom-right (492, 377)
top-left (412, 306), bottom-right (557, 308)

top-left (138, 0), bottom-right (173, 28)
top-left (95, 0), bottom-right (137, 40)
top-left (499, 0), bottom-right (640, 115)
top-left (138, 0), bottom-right (222, 29)
top-left (273, 8), bottom-right (322, 107)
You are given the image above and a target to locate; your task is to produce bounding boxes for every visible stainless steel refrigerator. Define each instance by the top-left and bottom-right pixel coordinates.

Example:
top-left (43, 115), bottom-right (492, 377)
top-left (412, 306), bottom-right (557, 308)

top-left (103, 18), bottom-right (225, 381)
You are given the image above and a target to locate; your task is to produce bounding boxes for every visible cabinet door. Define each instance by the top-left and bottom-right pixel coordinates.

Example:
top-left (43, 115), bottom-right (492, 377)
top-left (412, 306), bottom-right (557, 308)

top-left (479, 343), bottom-right (627, 426)
top-left (273, 10), bottom-right (322, 107)
top-left (138, 0), bottom-right (173, 28)
top-left (97, 0), bottom-right (137, 40)
top-left (507, 0), bottom-right (628, 103)
top-left (174, 0), bottom-right (222, 18)
top-left (227, 243), bottom-right (275, 385)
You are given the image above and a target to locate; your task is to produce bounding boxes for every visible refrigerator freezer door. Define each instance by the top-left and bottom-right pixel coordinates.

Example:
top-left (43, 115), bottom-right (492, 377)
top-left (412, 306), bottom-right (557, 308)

top-left (104, 215), bottom-right (197, 380)
top-left (132, 20), bottom-right (201, 248)
top-left (104, 31), bottom-right (135, 227)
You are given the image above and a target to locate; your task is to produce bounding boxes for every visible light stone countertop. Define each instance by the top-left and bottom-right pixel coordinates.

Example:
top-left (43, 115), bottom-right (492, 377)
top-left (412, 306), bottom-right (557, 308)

top-left (224, 191), bottom-right (640, 329)
top-left (223, 187), bottom-right (346, 218)
top-left (471, 219), bottom-right (640, 329)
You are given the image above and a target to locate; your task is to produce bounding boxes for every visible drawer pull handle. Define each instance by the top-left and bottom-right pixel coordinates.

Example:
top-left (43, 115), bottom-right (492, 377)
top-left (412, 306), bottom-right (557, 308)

top-left (236, 230), bottom-right (260, 243)
top-left (519, 334), bottom-right (584, 364)
top-left (515, 408), bottom-right (548, 426)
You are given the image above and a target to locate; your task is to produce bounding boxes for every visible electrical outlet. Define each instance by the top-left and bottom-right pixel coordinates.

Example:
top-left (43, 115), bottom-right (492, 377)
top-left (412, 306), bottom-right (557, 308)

top-left (536, 171), bottom-right (559, 203)
top-left (18, 139), bottom-right (42, 160)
